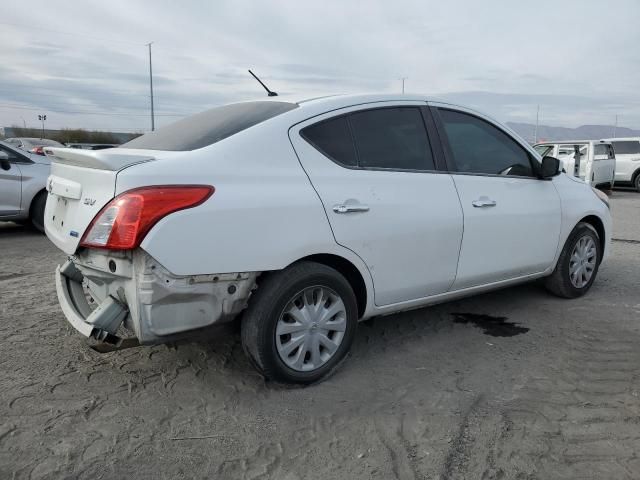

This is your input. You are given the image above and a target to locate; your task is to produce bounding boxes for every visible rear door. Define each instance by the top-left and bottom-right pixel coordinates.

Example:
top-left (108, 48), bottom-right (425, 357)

top-left (610, 140), bottom-right (640, 182)
top-left (432, 105), bottom-right (561, 290)
top-left (0, 144), bottom-right (23, 215)
top-left (289, 102), bottom-right (463, 306)
top-left (592, 143), bottom-right (615, 187)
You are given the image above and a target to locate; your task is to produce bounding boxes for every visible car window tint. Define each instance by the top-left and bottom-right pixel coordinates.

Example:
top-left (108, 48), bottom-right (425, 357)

top-left (122, 101), bottom-right (298, 151)
top-left (301, 116), bottom-right (357, 166)
top-left (439, 109), bottom-right (534, 177)
top-left (349, 108), bottom-right (435, 170)
top-left (611, 140), bottom-right (640, 155)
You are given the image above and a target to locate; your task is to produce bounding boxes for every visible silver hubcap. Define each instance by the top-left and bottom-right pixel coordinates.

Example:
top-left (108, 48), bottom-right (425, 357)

top-left (569, 235), bottom-right (597, 288)
top-left (276, 286), bottom-right (347, 372)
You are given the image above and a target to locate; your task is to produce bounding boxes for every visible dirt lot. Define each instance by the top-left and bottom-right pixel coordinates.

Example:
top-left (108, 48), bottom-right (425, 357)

top-left (1, 190), bottom-right (639, 480)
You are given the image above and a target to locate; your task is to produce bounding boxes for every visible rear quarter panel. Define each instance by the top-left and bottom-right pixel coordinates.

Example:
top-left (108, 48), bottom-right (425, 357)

top-left (116, 120), bottom-right (373, 290)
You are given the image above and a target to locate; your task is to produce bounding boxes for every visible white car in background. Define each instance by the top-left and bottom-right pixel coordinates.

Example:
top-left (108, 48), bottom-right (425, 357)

top-left (44, 94), bottom-right (612, 384)
top-left (0, 140), bottom-right (50, 231)
top-left (602, 137), bottom-right (640, 191)
top-left (533, 140), bottom-right (616, 189)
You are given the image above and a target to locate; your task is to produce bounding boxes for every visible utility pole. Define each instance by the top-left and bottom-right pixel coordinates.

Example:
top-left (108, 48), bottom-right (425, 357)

top-left (38, 114), bottom-right (46, 138)
top-left (534, 105), bottom-right (540, 143)
top-left (613, 114), bottom-right (618, 138)
top-left (20, 117), bottom-right (26, 129)
top-left (147, 42), bottom-right (155, 131)
top-left (400, 77), bottom-right (407, 94)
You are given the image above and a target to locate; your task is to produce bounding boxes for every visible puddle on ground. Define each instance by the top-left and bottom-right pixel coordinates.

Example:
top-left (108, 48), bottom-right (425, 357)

top-left (451, 313), bottom-right (529, 337)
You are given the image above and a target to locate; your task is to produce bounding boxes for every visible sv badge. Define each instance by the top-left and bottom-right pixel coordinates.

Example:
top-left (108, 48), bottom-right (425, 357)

top-left (83, 198), bottom-right (96, 206)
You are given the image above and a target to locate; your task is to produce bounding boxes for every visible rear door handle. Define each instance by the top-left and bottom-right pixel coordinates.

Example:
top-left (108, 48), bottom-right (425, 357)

top-left (333, 203), bottom-right (370, 214)
top-left (472, 198), bottom-right (497, 208)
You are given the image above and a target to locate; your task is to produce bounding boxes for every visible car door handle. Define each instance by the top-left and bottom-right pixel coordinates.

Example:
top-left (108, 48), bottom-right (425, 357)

top-left (472, 198), bottom-right (497, 208)
top-left (333, 203), bottom-right (370, 214)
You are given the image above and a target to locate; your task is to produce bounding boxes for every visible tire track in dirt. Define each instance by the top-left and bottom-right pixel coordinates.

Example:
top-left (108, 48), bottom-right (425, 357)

top-left (487, 323), bottom-right (640, 479)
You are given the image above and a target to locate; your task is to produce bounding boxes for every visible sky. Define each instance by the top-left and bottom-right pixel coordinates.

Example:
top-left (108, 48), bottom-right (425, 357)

top-left (1, 0), bottom-right (639, 133)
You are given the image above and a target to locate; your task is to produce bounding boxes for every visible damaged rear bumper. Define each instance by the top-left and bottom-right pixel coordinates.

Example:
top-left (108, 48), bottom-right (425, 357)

top-left (55, 249), bottom-right (258, 347)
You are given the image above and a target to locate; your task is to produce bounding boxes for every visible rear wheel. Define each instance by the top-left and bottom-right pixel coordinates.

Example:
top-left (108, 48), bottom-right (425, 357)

top-left (634, 172), bottom-right (640, 192)
top-left (544, 222), bottom-right (601, 298)
top-left (30, 191), bottom-right (47, 233)
top-left (241, 261), bottom-right (358, 384)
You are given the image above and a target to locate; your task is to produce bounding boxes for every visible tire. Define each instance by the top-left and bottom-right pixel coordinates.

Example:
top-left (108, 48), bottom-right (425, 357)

top-left (30, 191), bottom-right (47, 233)
top-left (635, 172), bottom-right (640, 193)
top-left (544, 222), bottom-right (601, 299)
top-left (241, 261), bottom-right (358, 384)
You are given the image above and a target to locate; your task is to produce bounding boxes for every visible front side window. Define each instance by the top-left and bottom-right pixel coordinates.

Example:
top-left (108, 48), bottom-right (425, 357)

top-left (439, 109), bottom-right (534, 177)
top-left (0, 144), bottom-right (29, 163)
top-left (611, 140), bottom-right (640, 155)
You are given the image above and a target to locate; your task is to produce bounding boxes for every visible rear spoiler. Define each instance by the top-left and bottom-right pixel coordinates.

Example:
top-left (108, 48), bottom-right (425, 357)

top-left (44, 147), bottom-right (155, 171)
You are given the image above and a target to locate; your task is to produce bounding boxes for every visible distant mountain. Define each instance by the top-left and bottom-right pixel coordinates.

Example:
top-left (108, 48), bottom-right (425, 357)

top-left (506, 122), bottom-right (640, 144)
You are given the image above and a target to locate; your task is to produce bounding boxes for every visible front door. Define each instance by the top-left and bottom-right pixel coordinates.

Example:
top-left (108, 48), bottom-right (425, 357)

top-left (433, 106), bottom-right (562, 290)
top-left (0, 145), bottom-right (23, 215)
top-left (290, 103), bottom-right (463, 306)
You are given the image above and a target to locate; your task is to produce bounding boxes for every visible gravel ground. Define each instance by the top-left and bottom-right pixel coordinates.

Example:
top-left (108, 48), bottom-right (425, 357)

top-left (1, 190), bottom-right (639, 480)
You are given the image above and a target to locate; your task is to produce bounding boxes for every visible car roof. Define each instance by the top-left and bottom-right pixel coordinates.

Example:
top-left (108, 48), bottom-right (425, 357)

top-left (239, 92), bottom-right (454, 114)
top-left (535, 140), bottom-right (611, 145)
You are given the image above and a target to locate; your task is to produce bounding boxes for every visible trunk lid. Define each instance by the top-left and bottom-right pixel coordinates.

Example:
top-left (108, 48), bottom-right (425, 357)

top-left (44, 147), bottom-right (156, 254)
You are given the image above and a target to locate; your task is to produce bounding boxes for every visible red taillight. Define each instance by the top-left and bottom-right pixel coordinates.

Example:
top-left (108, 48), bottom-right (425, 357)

top-left (80, 185), bottom-right (214, 250)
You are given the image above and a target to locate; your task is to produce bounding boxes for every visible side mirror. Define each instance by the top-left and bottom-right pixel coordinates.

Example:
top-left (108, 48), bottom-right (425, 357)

top-left (540, 156), bottom-right (561, 178)
top-left (0, 151), bottom-right (10, 171)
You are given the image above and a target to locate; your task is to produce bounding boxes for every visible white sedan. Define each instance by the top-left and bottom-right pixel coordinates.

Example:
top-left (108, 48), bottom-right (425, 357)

top-left (44, 94), bottom-right (612, 384)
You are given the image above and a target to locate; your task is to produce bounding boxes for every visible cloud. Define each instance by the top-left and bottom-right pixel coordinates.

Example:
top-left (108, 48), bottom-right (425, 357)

top-left (1, 0), bottom-right (639, 132)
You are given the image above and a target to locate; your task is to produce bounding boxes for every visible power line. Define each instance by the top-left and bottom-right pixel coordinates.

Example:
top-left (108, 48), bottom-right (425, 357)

top-left (0, 21), bottom-right (143, 47)
top-left (0, 103), bottom-right (188, 117)
top-left (0, 89), bottom-right (151, 99)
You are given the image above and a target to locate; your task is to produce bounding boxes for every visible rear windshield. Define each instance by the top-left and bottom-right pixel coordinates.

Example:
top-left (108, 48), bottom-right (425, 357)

top-left (611, 140), bottom-right (640, 155)
top-left (122, 101), bottom-right (298, 151)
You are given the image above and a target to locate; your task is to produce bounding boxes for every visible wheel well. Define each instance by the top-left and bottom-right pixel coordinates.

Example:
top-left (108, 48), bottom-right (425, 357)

top-left (579, 215), bottom-right (606, 256)
top-left (29, 189), bottom-right (47, 215)
top-left (297, 254), bottom-right (367, 318)
top-left (632, 168), bottom-right (640, 183)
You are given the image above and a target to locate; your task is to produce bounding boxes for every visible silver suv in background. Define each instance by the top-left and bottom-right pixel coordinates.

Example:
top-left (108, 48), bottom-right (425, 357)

top-left (602, 137), bottom-right (640, 191)
top-left (0, 141), bottom-right (50, 231)
top-left (4, 137), bottom-right (65, 156)
top-left (534, 140), bottom-right (616, 189)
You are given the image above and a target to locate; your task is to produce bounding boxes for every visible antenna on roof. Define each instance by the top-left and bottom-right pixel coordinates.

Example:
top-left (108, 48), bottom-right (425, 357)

top-left (248, 69), bottom-right (278, 97)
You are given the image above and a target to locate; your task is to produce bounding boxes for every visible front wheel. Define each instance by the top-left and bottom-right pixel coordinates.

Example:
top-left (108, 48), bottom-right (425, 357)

top-left (635, 173), bottom-right (640, 192)
top-left (241, 261), bottom-right (358, 384)
top-left (544, 222), bottom-right (601, 298)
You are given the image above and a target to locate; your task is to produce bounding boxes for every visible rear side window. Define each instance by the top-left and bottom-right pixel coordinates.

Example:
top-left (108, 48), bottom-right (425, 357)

top-left (611, 140), bottom-right (640, 155)
top-left (349, 108), bottom-right (435, 170)
top-left (301, 107), bottom-right (435, 171)
top-left (301, 117), bottom-right (357, 166)
top-left (439, 109), bottom-right (534, 177)
top-left (594, 144), bottom-right (614, 159)
top-left (122, 101), bottom-right (298, 151)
